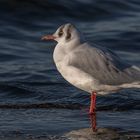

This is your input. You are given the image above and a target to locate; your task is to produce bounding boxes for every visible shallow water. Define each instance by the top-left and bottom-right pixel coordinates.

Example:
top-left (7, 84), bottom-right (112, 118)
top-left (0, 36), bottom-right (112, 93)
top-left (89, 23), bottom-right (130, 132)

top-left (0, 0), bottom-right (140, 138)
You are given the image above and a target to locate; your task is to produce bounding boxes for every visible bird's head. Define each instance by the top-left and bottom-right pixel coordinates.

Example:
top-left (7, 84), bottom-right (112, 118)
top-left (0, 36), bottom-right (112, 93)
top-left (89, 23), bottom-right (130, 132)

top-left (42, 23), bottom-right (85, 46)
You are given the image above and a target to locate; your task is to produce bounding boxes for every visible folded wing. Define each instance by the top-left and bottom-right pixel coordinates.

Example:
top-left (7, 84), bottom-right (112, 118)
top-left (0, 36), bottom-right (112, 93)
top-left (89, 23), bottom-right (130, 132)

top-left (68, 43), bottom-right (140, 86)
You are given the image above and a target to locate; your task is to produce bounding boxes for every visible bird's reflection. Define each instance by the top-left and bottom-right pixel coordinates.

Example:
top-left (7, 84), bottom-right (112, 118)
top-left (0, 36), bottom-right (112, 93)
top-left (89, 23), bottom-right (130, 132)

top-left (89, 111), bottom-right (97, 132)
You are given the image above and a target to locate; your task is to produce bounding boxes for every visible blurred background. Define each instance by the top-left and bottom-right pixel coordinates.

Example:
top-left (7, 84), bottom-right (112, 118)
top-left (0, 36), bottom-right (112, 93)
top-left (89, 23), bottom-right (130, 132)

top-left (0, 0), bottom-right (140, 139)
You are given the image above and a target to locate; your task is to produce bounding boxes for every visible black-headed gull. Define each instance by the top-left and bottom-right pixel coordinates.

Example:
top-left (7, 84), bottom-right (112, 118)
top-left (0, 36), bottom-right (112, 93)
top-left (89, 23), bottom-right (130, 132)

top-left (42, 23), bottom-right (140, 130)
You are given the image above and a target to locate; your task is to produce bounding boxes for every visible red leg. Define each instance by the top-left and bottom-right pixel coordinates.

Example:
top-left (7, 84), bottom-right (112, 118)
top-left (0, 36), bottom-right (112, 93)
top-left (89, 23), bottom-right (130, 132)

top-left (89, 92), bottom-right (97, 132)
top-left (89, 92), bottom-right (96, 115)
top-left (89, 111), bottom-right (97, 132)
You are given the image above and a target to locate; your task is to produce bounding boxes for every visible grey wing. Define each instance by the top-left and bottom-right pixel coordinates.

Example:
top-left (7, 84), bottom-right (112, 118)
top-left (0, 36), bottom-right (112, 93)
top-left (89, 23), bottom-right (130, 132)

top-left (69, 44), bottom-right (140, 85)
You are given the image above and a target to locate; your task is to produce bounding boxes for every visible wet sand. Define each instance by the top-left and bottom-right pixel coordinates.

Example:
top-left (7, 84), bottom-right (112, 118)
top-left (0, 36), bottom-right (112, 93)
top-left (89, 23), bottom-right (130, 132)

top-left (65, 128), bottom-right (140, 140)
top-left (0, 128), bottom-right (139, 140)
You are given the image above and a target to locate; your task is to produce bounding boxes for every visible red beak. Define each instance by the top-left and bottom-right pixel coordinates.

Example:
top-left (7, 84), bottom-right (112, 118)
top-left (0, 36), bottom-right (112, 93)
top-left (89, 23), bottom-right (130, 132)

top-left (41, 35), bottom-right (56, 41)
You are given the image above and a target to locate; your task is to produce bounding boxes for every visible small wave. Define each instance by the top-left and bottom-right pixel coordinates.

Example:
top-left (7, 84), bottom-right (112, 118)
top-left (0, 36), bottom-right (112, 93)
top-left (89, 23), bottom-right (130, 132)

top-left (97, 100), bottom-right (140, 111)
top-left (0, 103), bottom-right (84, 109)
top-left (0, 101), bottom-right (139, 111)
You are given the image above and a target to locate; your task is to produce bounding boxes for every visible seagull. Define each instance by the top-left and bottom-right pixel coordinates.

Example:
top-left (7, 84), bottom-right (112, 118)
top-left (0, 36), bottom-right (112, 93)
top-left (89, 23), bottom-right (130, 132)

top-left (42, 23), bottom-right (140, 130)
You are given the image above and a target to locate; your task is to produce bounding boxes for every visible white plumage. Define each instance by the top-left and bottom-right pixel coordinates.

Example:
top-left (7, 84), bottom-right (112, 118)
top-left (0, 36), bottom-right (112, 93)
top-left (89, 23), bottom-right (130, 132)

top-left (43, 23), bottom-right (140, 95)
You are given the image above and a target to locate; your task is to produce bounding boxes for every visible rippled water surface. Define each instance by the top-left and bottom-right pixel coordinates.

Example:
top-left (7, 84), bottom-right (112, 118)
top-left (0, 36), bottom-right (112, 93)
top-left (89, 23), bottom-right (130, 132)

top-left (0, 0), bottom-right (140, 138)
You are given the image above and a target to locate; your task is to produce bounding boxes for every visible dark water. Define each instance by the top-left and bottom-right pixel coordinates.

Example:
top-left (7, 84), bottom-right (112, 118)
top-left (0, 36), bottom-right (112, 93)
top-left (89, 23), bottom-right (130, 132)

top-left (0, 0), bottom-right (140, 138)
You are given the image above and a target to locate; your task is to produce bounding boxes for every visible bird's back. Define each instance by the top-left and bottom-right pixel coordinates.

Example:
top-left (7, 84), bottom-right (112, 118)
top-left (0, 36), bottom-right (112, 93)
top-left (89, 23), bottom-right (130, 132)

top-left (68, 43), bottom-right (140, 86)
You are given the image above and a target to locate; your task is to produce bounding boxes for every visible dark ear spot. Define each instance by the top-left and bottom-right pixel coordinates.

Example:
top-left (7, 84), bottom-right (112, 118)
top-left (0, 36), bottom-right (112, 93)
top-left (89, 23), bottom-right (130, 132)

top-left (58, 26), bottom-right (64, 37)
top-left (66, 25), bottom-right (72, 40)
top-left (66, 31), bottom-right (71, 40)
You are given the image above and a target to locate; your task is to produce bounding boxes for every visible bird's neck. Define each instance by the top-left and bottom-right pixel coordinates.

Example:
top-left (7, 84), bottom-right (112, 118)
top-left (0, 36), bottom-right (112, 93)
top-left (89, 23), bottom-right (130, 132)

top-left (53, 39), bottom-right (85, 64)
top-left (53, 44), bottom-right (66, 64)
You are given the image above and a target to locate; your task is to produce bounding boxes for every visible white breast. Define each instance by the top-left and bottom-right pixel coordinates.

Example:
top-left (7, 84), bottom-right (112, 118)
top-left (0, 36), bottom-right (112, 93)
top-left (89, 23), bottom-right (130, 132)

top-left (55, 54), bottom-right (101, 94)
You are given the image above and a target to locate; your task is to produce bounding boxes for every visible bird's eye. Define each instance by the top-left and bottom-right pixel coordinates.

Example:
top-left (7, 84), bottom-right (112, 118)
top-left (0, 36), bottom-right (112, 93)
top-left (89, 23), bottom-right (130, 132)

top-left (58, 31), bottom-right (63, 37)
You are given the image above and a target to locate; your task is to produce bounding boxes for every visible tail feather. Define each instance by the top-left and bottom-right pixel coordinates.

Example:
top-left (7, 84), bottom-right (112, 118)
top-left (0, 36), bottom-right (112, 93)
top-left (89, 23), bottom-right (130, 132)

top-left (120, 81), bottom-right (140, 89)
top-left (132, 65), bottom-right (140, 72)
